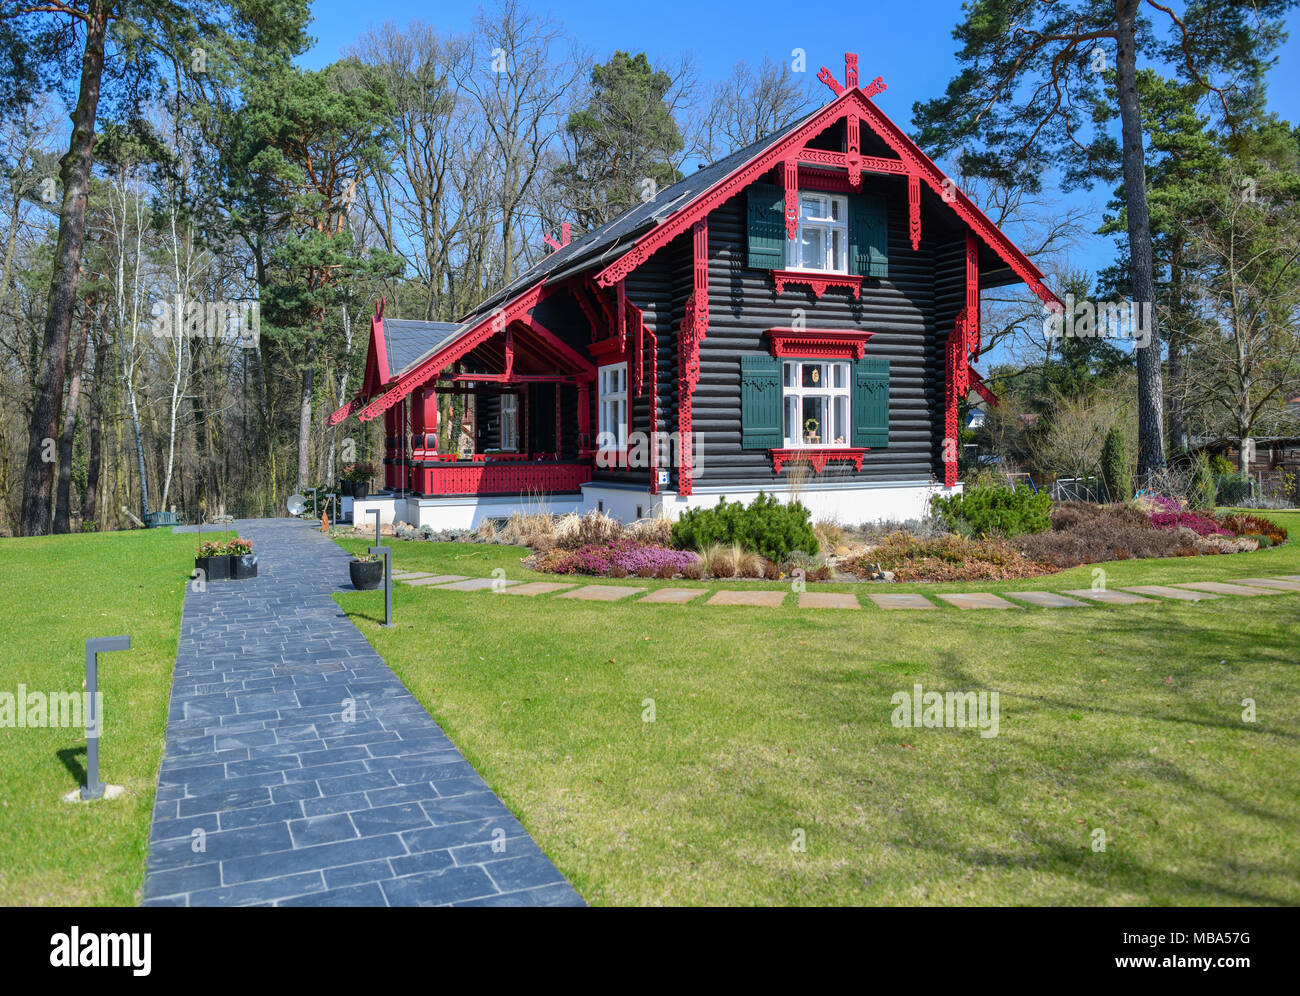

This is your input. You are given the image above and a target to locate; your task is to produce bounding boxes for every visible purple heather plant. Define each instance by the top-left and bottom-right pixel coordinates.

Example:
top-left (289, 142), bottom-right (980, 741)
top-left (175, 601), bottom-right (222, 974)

top-left (1149, 511), bottom-right (1232, 537)
top-left (541, 539), bottom-right (699, 577)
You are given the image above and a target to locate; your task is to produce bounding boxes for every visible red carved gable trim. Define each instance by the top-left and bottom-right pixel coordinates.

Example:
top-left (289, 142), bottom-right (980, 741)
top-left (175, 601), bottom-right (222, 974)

top-left (764, 328), bottom-right (874, 360)
top-left (592, 88), bottom-right (1060, 309)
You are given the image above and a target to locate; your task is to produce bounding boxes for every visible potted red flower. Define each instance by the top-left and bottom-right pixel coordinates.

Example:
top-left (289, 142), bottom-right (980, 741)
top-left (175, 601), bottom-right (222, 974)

top-left (228, 537), bottom-right (257, 579)
top-left (195, 540), bottom-right (231, 581)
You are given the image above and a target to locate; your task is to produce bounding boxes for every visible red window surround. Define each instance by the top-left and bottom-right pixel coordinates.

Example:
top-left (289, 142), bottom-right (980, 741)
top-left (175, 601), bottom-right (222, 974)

top-left (772, 270), bottom-right (864, 300)
top-left (771, 448), bottom-right (867, 474)
top-left (765, 328), bottom-right (875, 475)
top-left (764, 327), bottom-right (875, 360)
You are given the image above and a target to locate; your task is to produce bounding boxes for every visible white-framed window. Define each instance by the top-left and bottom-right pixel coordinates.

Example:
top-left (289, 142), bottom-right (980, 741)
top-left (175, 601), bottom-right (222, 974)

top-left (499, 393), bottom-right (518, 451)
top-left (782, 360), bottom-right (851, 447)
top-left (597, 362), bottom-right (628, 451)
top-left (788, 192), bottom-right (848, 273)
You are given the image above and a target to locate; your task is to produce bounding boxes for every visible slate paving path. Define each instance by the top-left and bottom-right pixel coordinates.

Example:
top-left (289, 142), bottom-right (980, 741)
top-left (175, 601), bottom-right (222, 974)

top-left (144, 518), bottom-right (582, 907)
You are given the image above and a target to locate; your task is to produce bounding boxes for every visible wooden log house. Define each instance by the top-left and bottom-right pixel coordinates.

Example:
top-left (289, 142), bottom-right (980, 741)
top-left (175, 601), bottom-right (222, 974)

top-left (327, 55), bottom-right (1061, 528)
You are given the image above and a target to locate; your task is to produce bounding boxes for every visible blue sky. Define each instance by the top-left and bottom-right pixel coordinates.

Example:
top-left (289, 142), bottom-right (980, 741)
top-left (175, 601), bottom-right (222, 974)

top-left (301, 0), bottom-right (1300, 289)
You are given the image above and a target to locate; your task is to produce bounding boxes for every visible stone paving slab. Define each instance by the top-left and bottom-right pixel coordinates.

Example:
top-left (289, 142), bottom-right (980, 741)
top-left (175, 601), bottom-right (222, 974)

top-left (403, 574), bottom-right (469, 586)
top-left (936, 592), bottom-right (1021, 609)
top-left (707, 589), bottom-right (787, 607)
top-left (1231, 577), bottom-right (1300, 591)
top-left (868, 593), bottom-right (938, 610)
top-left (638, 588), bottom-right (708, 603)
top-left (1003, 591), bottom-right (1088, 607)
top-left (1278, 575), bottom-right (1300, 582)
top-left (1177, 581), bottom-right (1286, 597)
top-left (502, 582), bottom-right (579, 596)
top-left (1063, 588), bottom-right (1155, 605)
top-left (797, 592), bottom-right (860, 609)
top-left (555, 585), bottom-right (645, 601)
top-left (391, 571), bottom-right (434, 579)
top-left (1120, 585), bottom-right (1222, 601)
top-left (438, 577), bottom-right (520, 591)
top-left (142, 518), bottom-right (581, 907)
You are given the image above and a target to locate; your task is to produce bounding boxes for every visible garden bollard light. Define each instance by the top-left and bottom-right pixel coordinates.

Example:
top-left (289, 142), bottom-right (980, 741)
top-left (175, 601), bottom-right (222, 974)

top-left (367, 508), bottom-right (381, 548)
top-left (369, 544), bottom-right (393, 627)
top-left (82, 635), bottom-right (130, 801)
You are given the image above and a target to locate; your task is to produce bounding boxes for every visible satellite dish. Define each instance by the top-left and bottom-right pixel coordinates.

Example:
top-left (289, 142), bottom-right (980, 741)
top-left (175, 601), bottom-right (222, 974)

top-left (287, 494), bottom-right (307, 516)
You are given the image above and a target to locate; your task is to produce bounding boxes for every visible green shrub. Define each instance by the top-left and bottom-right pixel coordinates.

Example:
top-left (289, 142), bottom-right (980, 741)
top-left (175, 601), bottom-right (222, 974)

top-left (1209, 453), bottom-right (1234, 475)
top-left (1100, 427), bottom-right (1132, 501)
top-left (1244, 533), bottom-right (1273, 548)
top-left (1214, 472), bottom-right (1253, 506)
top-left (671, 492), bottom-right (819, 562)
top-left (930, 484), bottom-right (1053, 537)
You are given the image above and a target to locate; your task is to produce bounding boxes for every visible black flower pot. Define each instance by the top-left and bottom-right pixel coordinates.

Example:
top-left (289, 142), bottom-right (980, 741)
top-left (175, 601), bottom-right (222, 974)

top-left (230, 553), bottom-right (258, 579)
top-left (351, 481), bottom-right (369, 500)
top-left (349, 559), bottom-right (384, 590)
top-left (194, 555), bottom-right (230, 582)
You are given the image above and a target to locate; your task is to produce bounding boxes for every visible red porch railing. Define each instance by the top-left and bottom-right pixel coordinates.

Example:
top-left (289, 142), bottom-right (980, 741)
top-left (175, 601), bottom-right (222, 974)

top-left (407, 458), bottom-right (591, 496)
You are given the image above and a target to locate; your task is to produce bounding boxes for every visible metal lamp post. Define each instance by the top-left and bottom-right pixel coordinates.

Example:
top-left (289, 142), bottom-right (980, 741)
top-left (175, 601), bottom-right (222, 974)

top-left (81, 635), bottom-right (130, 800)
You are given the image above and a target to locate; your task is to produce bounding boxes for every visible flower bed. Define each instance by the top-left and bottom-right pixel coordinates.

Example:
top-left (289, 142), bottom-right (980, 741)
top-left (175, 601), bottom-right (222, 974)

top-left (531, 540), bottom-right (700, 579)
top-left (841, 533), bottom-right (1056, 582)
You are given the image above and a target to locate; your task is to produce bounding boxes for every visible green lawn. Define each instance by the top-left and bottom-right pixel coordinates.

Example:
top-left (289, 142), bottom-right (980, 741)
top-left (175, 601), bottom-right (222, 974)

top-left (0, 528), bottom-right (219, 905)
top-left (335, 511), bottom-right (1300, 905)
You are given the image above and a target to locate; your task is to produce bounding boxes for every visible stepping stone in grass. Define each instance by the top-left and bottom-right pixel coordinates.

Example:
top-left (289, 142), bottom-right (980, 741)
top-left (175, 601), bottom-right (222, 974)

top-left (707, 590), bottom-right (787, 607)
top-left (1121, 585), bottom-right (1221, 601)
top-left (936, 592), bottom-right (1021, 610)
top-left (868, 593), bottom-right (938, 610)
top-left (438, 577), bottom-right (521, 591)
top-left (391, 571), bottom-right (433, 579)
top-left (1003, 591), bottom-right (1088, 607)
top-left (1062, 589), bottom-right (1155, 605)
top-left (1176, 581), bottom-right (1286, 597)
top-left (1231, 577), bottom-right (1300, 591)
top-left (556, 585), bottom-right (645, 601)
top-left (1278, 575), bottom-right (1300, 582)
top-left (403, 574), bottom-right (470, 586)
top-left (638, 588), bottom-right (708, 604)
top-left (502, 582), bottom-right (579, 596)
top-left (798, 592), bottom-right (860, 609)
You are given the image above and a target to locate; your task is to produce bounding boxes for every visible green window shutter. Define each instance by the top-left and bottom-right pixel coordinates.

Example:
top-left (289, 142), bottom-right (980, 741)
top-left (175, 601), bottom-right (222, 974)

top-left (746, 183), bottom-right (785, 270)
top-left (740, 354), bottom-right (783, 448)
top-left (852, 356), bottom-right (890, 448)
top-left (849, 194), bottom-right (888, 278)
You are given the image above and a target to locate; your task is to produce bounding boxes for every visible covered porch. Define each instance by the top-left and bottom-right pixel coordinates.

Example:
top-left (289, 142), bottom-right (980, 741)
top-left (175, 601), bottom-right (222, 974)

top-left (333, 296), bottom-right (600, 500)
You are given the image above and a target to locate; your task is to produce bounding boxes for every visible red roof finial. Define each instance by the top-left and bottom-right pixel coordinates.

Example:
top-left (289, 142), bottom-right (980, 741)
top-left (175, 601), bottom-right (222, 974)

top-left (817, 53), bottom-right (885, 100)
top-left (376, 295), bottom-right (385, 320)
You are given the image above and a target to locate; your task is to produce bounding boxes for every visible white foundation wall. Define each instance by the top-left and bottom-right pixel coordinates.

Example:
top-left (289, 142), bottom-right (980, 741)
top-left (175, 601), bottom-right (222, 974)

top-left (353, 493), bottom-right (583, 531)
top-left (353, 479), bottom-right (958, 530)
top-left (654, 481), bottom-right (960, 526)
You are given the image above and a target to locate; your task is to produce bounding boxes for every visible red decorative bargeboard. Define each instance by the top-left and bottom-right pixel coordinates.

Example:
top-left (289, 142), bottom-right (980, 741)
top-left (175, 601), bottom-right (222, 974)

top-left (771, 448), bottom-right (867, 474)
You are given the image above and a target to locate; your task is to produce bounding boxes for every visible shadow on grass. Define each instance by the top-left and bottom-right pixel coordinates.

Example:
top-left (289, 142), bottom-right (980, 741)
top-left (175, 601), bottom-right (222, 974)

top-left (57, 745), bottom-right (86, 787)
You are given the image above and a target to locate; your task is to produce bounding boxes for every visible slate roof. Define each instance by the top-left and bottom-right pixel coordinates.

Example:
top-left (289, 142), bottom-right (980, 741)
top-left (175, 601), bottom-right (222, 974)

top-left (375, 111), bottom-right (819, 381)
top-left (460, 111), bottom-right (819, 325)
top-left (381, 318), bottom-right (466, 380)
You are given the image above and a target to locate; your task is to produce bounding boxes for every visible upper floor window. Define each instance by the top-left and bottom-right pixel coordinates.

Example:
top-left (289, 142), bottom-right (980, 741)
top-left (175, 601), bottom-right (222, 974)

top-left (789, 193), bottom-right (848, 273)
